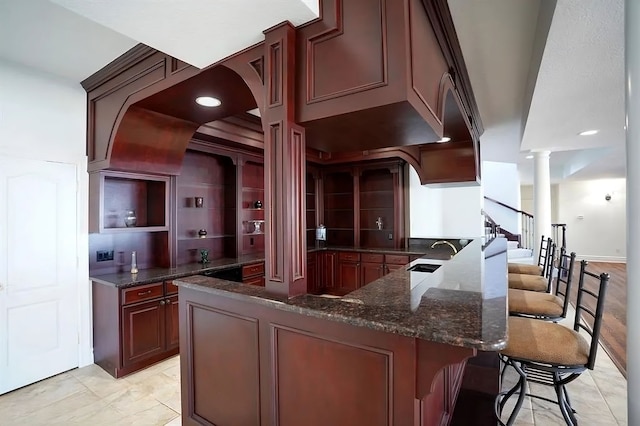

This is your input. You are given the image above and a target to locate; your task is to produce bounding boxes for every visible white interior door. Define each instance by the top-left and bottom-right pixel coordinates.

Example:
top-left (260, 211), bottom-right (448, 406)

top-left (0, 157), bottom-right (79, 395)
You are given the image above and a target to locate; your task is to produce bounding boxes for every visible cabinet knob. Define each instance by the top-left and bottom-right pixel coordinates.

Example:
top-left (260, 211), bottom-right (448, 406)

top-left (159, 300), bottom-right (166, 306)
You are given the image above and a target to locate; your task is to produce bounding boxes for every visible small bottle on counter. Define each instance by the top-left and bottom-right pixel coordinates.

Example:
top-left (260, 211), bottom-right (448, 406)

top-left (131, 251), bottom-right (138, 274)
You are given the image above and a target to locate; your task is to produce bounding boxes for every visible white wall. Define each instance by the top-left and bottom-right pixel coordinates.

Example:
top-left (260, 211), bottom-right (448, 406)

top-left (482, 161), bottom-right (521, 233)
top-left (521, 184), bottom-right (559, 223)
top-left (557, 178), bottom-right (626, 262)
top-left (0, 59), bottom-right (92, 365)
top-left (409, 166), bottom-right (484, 238)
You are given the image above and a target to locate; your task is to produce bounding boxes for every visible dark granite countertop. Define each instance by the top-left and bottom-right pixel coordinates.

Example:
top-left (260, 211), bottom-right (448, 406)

top-left (90, 246), bottom-right (452, 288)
top-left (175, 238), bottom-right (508, 351)
top-left (90, 254), bottom-right (266, 288)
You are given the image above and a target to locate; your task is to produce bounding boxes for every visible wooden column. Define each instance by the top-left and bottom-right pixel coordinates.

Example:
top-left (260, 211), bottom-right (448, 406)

top-left (263, 22), bottom-right (307, 296)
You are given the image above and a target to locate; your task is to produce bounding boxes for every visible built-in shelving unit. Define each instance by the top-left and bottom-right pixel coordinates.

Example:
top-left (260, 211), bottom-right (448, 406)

top-left (175, 150), bottom-right (237, 264)
top-left (323, 170), bottom-right (355, 247)
top-left (359, 168), bottom-right (395, 249)
top-left (240, 160), bottom-right (265, 255)
top-left (319, 161), bottom-right (404, 250)
top-left (306, 171), bottom-right (318, 248)
top-left (88, 170), bottom-right (171, 274)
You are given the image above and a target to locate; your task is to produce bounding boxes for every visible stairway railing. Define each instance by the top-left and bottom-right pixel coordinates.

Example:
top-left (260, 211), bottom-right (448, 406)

top-left (484, 196), bottom-right (534, 250)
top-left (551, 223), bottom-right (567, 251)
top-left (481, 209), bottom-right (501, 240)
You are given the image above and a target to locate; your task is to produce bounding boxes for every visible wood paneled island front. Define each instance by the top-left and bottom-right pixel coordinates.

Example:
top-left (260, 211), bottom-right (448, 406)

top-left (175, 238), bottom-right (508, 426)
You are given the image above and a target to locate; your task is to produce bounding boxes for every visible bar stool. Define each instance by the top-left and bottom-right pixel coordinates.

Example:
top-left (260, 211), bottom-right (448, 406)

top-left (508, 236), bottom-right (553, 276)
top-left (508, 248), bottom-right (576, 321)
top-left (495, 260), bottom-right (610, 425)
top-left (508, 243), bottom-right (556, 292)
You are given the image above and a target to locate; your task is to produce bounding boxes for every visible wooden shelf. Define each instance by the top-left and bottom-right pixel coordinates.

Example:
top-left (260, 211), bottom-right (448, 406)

top-left (102, 226), bottom-right (169, 233)
top-left (178, 235), bottom-right (235, 241)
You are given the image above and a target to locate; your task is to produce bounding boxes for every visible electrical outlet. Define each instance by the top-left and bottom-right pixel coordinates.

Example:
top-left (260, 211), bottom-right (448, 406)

top-left (96, 250), bottom-right (114, 262)
top-left (388, 233), bottom-right (393, 240)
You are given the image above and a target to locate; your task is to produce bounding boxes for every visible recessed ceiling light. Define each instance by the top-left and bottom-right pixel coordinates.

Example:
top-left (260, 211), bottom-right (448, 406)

top-left (437, 137), bottom-right (451, 143)
top-left (195, 96), bottom-right (221, 107)
top-left (525, 155), bottom-right (533, 159)
top-left (578, 129), bottom-right (598, 136)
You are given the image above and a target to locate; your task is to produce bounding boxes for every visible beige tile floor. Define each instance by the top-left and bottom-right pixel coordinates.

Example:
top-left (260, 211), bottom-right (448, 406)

top-left (0, 355), bottom-right (181, 426)
top-left (0, 332), bottom-right (628, 426)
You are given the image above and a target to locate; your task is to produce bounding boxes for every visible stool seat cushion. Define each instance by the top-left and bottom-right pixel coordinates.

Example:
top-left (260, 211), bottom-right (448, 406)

top-left (508, 289), bottom-right (563, 316)
top-left (508, 273), bottom-right (548, 292)
top-left (508, 263), bottom-right (543, 276)
top-left (502, 317), bottom-right (589, 366)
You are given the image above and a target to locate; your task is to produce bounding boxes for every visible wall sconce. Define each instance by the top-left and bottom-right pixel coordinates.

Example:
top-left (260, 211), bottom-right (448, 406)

top-left (605, 193), bottom-right (612, 201)
top-left (194, 197), bottom-right (204, 208)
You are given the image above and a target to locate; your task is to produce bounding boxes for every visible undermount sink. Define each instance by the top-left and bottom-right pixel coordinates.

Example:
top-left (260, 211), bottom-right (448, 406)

top-left (407, 263), bottom-right (441, 273)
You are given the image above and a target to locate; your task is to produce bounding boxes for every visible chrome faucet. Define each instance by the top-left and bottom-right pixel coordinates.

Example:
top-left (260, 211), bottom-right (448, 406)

top-left (430, 240), bottom-right (458, 258)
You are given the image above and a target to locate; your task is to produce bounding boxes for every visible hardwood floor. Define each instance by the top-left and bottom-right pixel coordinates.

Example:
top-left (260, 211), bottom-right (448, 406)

top-left (570, 261), bottom-right (626, 377)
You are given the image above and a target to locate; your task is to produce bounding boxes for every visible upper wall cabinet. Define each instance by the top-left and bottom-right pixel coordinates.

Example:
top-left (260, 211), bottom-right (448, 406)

top-left (296, 0), bottom-right (479, 154)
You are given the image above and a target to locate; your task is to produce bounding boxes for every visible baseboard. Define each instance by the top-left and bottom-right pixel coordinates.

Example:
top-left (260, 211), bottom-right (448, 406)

top-left (576, 255), bottom-right (626, 263)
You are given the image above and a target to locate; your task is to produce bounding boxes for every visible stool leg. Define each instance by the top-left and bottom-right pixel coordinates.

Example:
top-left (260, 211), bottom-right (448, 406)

top-left (508, 361), bottom-right (528, 426)
top-left (553, 373), bottom-right (576, 425)
top-left (496, 360), bottom-right (528, 426)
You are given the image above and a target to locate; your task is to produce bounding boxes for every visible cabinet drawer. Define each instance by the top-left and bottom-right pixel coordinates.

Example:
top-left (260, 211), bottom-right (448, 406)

top-left (338, 252), bottom-right (360, 262)
top-left (244, 275), bottom-right (265, 286)
top-left (242, 262), bottom-right (265, 279)
top-left (122, 282), bottom-right (164, 305)
top-left (361, 253), bottom-right (384, 263)
top-left (384, 254), bottom-right (409, 265)
top-left (165, 280), bottom-right (179, 295)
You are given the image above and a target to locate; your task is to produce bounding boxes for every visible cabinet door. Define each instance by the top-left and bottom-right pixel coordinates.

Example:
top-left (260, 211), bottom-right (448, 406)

top-left (337, 261), bottom-right (360, 294)
top-left (307, 255), bottom-right (318, 294)
top-left (361, 261), bottom-right (385, 286)
top-left (165, 295), bottom-right (180, 351)
top-left (322, 252), bottom-right (337, 291)
top-left (122, 299), bottom-right (165, 367)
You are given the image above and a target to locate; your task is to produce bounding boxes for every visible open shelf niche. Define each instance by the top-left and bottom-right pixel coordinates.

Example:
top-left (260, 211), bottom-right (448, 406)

top-left (175, 150), bottom-right (237, 264)
top-left (239, 159), bottom-right (265, 255)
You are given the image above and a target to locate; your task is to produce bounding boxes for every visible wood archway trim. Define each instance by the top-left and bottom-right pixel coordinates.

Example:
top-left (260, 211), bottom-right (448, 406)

top-left (102, 45), bottom-right (266, 175)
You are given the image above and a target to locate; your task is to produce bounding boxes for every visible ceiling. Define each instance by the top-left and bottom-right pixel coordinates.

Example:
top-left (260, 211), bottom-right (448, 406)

top-left (0, 0), bottom-right (137, 81)
top-left (0, 0), bottom-right (625, 185)
top-left (50, 0), bottom-right (318, 69)
top-left (449, 0), bottom-right (626, 184)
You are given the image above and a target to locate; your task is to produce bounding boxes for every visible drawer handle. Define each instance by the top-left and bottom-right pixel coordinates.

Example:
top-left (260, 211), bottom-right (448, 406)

top-left (137, 290), bottom-right (152, 296)
top-left (159, 300), bottom-right (165, 306)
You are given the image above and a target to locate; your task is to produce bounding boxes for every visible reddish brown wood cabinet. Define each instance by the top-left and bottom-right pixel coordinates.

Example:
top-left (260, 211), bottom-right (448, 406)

top-left (320, 251), bottom-right (337, 292)
top-left (361, 253), bottom-right (385, 286)
top-left (179, 283), bottom-right (474, 426)
top-left (242, 262), bottom-right (265, 286)
top-left (307, 251), bottom-right (319, 294)
top-left (314, 250), bottom-right (414, 294)
top-left (93, 280), bottom-right (181, 378)
top-left (336, 252), bottom-right (361, 295)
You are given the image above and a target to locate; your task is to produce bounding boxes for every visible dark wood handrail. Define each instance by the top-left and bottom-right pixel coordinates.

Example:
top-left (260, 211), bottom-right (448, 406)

top-left (484, 196), bottom-right (533, 218)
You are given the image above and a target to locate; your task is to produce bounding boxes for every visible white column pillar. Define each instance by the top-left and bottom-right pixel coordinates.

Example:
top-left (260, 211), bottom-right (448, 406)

top-left (625, 1), bottom-right (639, 423)
top-left (533, 151), bottom-right (552, 259)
